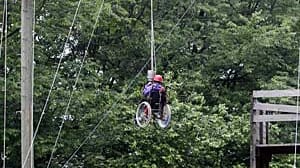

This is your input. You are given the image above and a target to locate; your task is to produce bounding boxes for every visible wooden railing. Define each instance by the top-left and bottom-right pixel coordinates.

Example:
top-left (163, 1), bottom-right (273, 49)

top-left (250, 89), bottom-right (300, 168)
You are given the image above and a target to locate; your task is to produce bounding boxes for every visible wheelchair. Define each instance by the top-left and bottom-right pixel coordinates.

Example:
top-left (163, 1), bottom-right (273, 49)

top-left (135, 90), bottom-right (171, 128)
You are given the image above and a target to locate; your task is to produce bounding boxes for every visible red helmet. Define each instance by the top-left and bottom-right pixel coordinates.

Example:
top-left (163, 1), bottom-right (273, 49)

top-left (153, 75), bottom-right (163, 83)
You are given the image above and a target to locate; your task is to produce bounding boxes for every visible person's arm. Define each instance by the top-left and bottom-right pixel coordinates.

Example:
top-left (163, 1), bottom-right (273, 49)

top-left (159, 86), bottom-right (166, 93)
top-left (143, 83), bottom-right (152, 96)
top-left (159, 86), bottom-right (167, 104)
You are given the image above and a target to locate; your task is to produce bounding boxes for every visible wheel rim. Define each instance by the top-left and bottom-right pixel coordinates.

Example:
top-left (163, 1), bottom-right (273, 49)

top-left (157, 104), bottom-right (171, 128)
top-left (136, 101), bottom-right (152, 128)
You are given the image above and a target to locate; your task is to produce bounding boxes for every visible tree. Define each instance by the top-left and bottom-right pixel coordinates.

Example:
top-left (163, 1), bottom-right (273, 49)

top-left (0, 0), bottom-right (300, 167)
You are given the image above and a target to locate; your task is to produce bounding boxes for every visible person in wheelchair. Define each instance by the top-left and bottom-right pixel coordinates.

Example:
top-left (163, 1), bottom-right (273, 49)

top-left (142, 74), bottom-right (166, 119)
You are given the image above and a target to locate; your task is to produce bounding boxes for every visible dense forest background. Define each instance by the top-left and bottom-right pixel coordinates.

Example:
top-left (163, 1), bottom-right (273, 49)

top-left (0, 0), bottom-right (300, 167)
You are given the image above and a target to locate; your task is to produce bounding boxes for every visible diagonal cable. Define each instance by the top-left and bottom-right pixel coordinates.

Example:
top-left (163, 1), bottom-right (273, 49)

top-left (155, 0), bottom-right (195, 52)
top-left (61, 1), bottom-right (196, 166)
top-left (62, 58), bottom-right (149, 168)
top-left (22, 0), bottom-right (83, 167)
top-left (46, 1), bottom-right (105, 167)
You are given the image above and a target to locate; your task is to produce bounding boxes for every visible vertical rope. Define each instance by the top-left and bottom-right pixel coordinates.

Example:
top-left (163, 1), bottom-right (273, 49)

top-left (2, 0), bottom-right (7, 167)
top-left (150, 0), bottom-right (155, 71)
top-left (294, 47), bottom-right (300, 168)
top-left (32, 0), bottom-right (35, 112)
top-left (29, 0), bottom-right (35, 166)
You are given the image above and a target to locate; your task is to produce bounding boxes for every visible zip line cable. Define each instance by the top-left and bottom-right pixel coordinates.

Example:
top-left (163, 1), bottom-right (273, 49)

top-left (22, 0), bottom-right (83, 167)
top-left (2, 0), bottom-right (7, 167)
top-left (61, 2), bottom-right (195, 166)
top-left (46, 1), bottom-right (105, 167)
top-left (294, 47), bottom-right (300, 168)
top-left (33, 0), bottom-right (36, 108)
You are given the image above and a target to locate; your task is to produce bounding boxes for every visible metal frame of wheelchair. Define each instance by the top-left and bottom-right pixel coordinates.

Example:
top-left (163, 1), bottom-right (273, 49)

top-left (135, 100), bottom-right (171, 128)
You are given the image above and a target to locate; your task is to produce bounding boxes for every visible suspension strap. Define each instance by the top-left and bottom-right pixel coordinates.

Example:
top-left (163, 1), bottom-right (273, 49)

top-left (150, 0), bottom-right (155, 72)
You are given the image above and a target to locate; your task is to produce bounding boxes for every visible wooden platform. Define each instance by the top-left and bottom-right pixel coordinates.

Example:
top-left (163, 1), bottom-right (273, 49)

top-left (250, 89), bottom-right (300, 168)
top-left (254, 144), bottom-right (300, 168)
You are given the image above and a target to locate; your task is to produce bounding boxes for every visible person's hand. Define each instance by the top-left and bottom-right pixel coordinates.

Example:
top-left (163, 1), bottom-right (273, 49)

top-left (160, 87), bottom-right (165, 92)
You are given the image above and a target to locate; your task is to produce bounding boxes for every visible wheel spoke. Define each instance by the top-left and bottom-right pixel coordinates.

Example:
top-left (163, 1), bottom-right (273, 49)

top-left (136, 101), bottom-right (152, 128)
top-left (157, 104), bottom-right (171, 128)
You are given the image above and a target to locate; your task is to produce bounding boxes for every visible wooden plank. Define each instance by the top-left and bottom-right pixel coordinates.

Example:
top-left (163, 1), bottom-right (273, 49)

top-left (253, 114), bottom-right (300, 122)
top-left (257, 143), bottom-right (300, 147)
top-left (253, 103), bottom-right (298, 113)
top-left (257, 143), bottom-right (300, 154)
top-left (253, 89), bottom-right (300, 98)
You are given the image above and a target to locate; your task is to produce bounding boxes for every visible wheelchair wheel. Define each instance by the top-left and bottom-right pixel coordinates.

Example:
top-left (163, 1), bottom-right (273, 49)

top-left (136, 101), bottom-right (152, 128)
top-left (156, 104), bottom-right (171, 129)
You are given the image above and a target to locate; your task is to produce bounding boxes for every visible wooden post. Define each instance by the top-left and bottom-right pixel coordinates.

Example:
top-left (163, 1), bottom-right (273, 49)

top-left (21, 0), bottom-right (34, 167)
top-left (250, 98), bottom-right (258, 168)
top-left (260, 110), bottom-right (267, 144)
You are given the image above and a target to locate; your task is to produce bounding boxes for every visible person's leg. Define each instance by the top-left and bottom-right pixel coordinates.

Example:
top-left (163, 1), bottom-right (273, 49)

top-left (159, 93), bottom-right (166, 119)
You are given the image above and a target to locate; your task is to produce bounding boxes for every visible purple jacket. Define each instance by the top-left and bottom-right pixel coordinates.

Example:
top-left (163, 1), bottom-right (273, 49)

top-left (143, 82), bottom-right (165, 97)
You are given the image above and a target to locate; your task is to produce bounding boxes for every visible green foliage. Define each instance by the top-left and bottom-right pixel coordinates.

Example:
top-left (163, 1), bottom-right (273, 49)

top-left (0, 0), bottom-right (299, 167)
